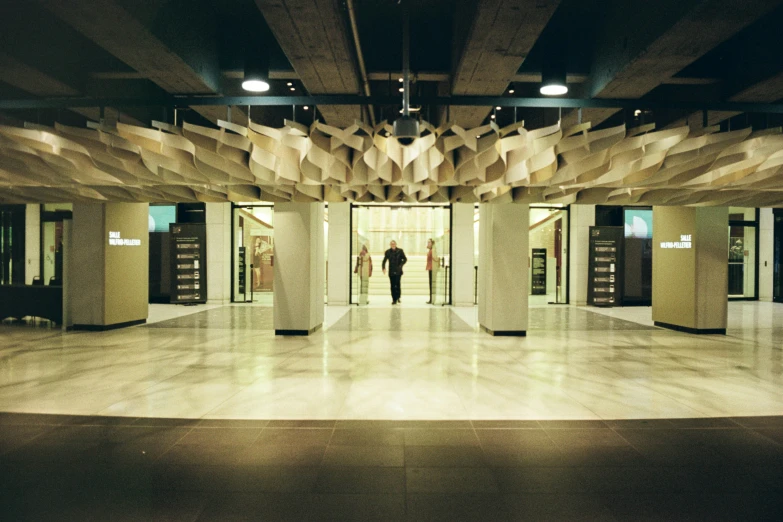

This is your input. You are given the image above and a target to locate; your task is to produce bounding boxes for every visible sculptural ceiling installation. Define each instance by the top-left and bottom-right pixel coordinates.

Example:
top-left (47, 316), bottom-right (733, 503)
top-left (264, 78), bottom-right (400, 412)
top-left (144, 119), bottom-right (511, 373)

top-left (1, 116), bottom-right (783, 206)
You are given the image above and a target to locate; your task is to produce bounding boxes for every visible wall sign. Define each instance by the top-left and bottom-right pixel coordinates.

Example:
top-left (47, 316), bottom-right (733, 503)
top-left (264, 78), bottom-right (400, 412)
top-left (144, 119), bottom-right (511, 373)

top-left (587, 226), bottom-right (624, 307)
top-left (108, 231), bottom-right (141, 246)
top-left (169, 224), bottom-right (207, 304)
top-left (660, 235), bottom-right (692, 249)
top-left (531, 248), bottom-right (547, 295)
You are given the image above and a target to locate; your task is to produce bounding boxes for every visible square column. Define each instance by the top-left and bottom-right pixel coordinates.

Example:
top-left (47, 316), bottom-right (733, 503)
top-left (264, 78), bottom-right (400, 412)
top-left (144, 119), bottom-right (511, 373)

top-left (759, 208), bottom-right (774, 302)
top-left (206, 202), bottom-right (231, 303)
top-left (478, 203), bottom-right (529, 336)
top-left (274, 202), bottom-right (325, 335)
top-left (327, 202), bottom-right (350, 305)
top-left (653, 206), bottom-right (728, 334)
top-left (24, 204), bottom-right (40, 284)
top-left (569, 204), bottom-right (595, 306)
top-left (451, 203), bottom-right (476, 306)
top-left (69, 203), bottom-right (149, 330)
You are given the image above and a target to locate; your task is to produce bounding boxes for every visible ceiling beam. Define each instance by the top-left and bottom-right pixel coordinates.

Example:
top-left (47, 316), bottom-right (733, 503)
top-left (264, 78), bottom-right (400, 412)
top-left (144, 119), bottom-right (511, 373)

top-left (666, 72), bottom-right (783, 130)
top-left (39, 0), bottom-right (223, 125)
top-left (449, 0), bottom-right (561, 127)
top-left (561, 0), bottom-right (780, 129)
top-left (7, 94), bottom-right (783, 114)
top-left (254, 0), bottom-right (362, 127)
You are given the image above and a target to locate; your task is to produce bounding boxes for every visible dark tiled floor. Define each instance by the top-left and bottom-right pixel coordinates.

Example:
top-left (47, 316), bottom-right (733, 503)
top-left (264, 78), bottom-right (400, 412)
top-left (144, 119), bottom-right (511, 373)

top-left (528, 307), bottom-right (657, 331)
top-left (2, 413), bottom-right (783, 521)
top-left (328, 308), bottom-right (474, 332)
top-left (147, 306), bottom-right (275, 330)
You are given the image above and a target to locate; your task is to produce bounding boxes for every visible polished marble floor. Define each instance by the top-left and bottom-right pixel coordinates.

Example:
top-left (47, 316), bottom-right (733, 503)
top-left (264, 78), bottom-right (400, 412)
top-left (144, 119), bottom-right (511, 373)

top-left (1, 301), bottom-right (782, 421)
top-left (3, 302), bottom-right (783, 520)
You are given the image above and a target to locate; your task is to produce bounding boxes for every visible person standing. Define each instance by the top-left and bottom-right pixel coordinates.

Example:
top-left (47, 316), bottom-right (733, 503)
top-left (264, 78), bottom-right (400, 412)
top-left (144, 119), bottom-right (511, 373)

top-left (382, 240), bottom-right (407, 305)
top-left (354, 244), bottom-right (373, 305)
top-left (426, 238), bottom-right (439, 304)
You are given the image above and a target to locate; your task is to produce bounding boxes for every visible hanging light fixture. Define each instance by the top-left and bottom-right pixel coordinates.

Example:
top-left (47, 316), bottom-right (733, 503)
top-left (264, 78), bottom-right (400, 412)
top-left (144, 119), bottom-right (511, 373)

top-left (242, 45), bottom-right (270, 92)
top-left (540, 57), bottom-right (567, 96)
top-left (392, 0), bottom-right (419, 142)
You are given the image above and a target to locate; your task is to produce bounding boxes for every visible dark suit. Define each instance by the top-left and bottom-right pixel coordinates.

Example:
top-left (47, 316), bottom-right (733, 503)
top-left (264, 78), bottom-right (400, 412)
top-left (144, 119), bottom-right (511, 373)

top-left (382, 248), bottom-right (407, 302)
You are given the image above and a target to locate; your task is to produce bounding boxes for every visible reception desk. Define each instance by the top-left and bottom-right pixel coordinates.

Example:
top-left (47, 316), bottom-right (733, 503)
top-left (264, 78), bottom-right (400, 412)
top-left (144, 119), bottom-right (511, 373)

top-left (0, 285), bottom-right (63, 324)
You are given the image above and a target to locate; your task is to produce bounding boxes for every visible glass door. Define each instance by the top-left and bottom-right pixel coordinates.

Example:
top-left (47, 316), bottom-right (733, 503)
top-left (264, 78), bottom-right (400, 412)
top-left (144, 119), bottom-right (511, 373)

top-left (728, 207), bottom-right (758, 299)
top-left (233, 204), bottom-right (274, 304)
top-left (431, 206), bottom-right (451, 305)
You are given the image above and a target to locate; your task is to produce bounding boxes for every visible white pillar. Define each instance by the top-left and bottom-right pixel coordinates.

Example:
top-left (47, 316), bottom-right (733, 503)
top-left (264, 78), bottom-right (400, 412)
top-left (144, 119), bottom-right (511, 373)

top-left (652, 206), bottom-right (728, 334)
top-left (24, 204), bottom-right (40, 284)
top-left (206, 202), bottom-right (232, 303)
top-left (478, 203), bottom-right (528, 336)
top-left (759, 208), bottom-right (774, 301)
top-left (569, 204), bottom-right (595, 305)
top-left (327, 202), bottom-right (350, 305)
top-left (274, 202), bottom-right (325, 335)
top-left (451, 203), bottom-right (475, 306)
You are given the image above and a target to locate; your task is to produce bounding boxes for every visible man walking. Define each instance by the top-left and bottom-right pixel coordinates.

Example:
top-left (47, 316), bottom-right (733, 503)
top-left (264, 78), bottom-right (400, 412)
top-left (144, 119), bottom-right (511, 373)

top-left (382, 240), bottom-right (407, 305)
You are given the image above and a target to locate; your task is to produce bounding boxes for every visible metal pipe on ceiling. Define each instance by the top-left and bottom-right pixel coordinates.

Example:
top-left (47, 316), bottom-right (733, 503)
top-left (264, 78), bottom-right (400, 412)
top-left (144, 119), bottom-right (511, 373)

top-left (346, 0), bottom-right (376, 127)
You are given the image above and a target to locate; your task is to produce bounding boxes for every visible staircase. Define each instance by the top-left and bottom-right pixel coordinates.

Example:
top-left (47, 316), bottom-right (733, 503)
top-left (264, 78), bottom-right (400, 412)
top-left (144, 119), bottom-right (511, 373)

top-left (366, 255), bottom-right (433, 296)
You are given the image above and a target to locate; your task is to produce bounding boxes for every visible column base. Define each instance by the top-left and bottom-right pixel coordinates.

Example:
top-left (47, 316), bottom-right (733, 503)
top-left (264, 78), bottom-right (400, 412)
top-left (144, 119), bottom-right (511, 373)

top-left (71, 319), bottom-right (147, 331)
top-left (654, 321), bottom-right (726, 335)
top-left (275, 324), bottom-right (322, 336)
top-left (480, 325), bottom-right (526, 337)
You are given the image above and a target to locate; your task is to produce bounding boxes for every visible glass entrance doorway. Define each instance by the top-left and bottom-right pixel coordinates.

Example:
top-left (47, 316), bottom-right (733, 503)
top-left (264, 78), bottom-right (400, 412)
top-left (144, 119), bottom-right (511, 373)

top-left (728, 207), bottom-right (758, 299)
top-left (233, 204), bottom-right (274, 304)
top-left (529, 206), bottom-right (569, 305)
top-left (775, 209), bottom-right (783, 303)
top-left (351, 205), bottom-right (451, 305)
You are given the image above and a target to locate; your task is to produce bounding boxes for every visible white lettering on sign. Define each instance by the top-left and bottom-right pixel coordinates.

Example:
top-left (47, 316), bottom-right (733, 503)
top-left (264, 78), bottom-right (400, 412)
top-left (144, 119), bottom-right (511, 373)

top-left (660, 234), bottom-right (692, 249)
top-left (108, 231), bottom-right (141, 246)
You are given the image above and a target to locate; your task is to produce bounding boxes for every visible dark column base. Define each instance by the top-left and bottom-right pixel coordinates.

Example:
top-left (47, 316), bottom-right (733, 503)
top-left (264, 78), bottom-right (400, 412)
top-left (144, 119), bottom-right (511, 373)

top-left (71, 319), bottom-right (146, 331)
top-left (480, 325), bottom-right (526, 337)
top-left (654, 321), bottom-right (726, 335)
top-left (275, 324), bottom-right (322, 336)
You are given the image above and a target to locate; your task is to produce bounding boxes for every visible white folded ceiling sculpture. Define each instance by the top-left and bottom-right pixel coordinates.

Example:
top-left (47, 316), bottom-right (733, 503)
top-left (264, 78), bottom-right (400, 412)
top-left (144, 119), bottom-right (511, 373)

top-left (1, 117), bottom-right (782, 206)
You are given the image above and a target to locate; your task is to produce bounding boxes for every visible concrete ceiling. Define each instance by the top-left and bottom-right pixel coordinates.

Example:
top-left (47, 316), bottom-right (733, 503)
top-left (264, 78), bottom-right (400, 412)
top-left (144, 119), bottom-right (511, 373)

top-left (2, 0), bottom-right (783, 202)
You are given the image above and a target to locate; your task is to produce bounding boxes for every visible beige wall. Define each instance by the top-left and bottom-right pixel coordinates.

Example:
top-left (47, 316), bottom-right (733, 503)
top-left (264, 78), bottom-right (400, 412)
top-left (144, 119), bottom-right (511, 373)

top-left (70, 203), bottom-right (149, 327)
top-left (478, 203), bottom-right (529, 334)
top-left (652, 206), bottom-right (728, 331)
top-left (104, 203), bottom-right (149, 325)
top-left (71, 204), bottom-right (106, 326)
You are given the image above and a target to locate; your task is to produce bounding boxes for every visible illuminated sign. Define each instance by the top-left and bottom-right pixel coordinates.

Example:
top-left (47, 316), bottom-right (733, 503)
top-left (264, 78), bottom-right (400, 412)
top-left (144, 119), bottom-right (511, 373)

top-left (660, 234), bottom-right (692, 249)
top-left (108, 231), bottom-right (141, 246)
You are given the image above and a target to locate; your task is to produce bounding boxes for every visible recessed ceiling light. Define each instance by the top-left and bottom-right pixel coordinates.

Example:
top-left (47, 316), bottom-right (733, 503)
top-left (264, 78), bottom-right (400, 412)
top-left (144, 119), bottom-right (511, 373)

top-left (304, 106), bottom-right (309, 110)
top-left (509, 89), bottom-right (515, 94)
top-left (398, 78), bottom-right (403, 83)
top-left (490, 114), bottom-right (496, 119)
top-left (290, 87), bottom-right (295, 91)
top-left (496, 106), bottom-right (501, 110)
top-left (399, 87), bottom-right (404, 93)
top-left (287, 82), bottom-right (293, 86)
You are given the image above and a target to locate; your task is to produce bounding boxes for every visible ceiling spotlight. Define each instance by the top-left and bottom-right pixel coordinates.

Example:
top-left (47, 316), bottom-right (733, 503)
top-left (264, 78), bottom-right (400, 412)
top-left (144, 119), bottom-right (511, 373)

top-left (304, 106), bottom-right (310, 110)
top-left (242, 48), bottom-right (270, 93)
top-left (509, 88), bottom-right (515, 94)
top-left (290, 87), bottom-right (295, 91)
top-left (398, 77), bottom-right (404, 83)
top-left (496, 106), bottom-right (501, 110)
top-left (634, 109), bottom-right (642, 117)
top-left (399, 87), bottom-right (404, 93)
top-left (540, 62), bottom-right (568, 96)
top-left (287, 82), bottom-right (293, 87)
top-left (490, 114), bottom-right (496, 119)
